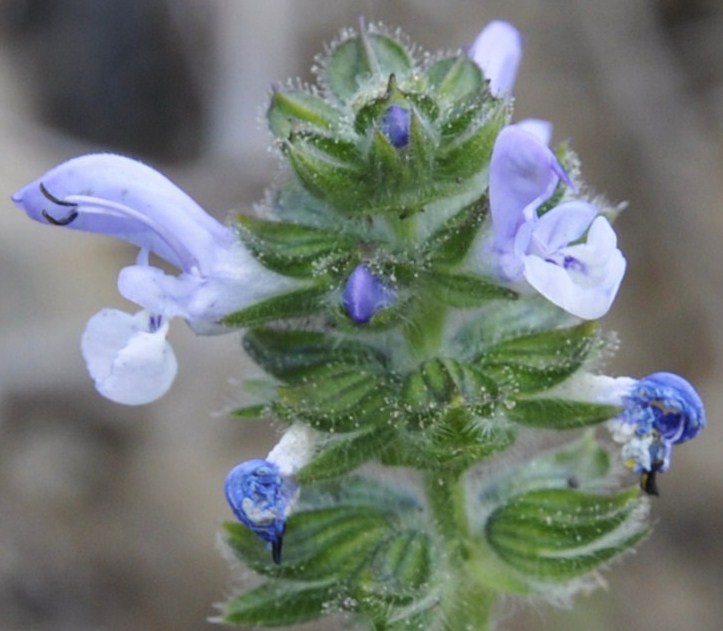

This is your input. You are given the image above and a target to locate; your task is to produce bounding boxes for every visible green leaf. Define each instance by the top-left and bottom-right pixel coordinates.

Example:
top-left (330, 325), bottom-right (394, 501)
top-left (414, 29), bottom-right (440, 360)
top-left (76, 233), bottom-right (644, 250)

top-left (230, 403), bottom-right (268, 419)
top-left (243, 328), bottom-right (385, 383)
top-left (225, 507), bottom-right (388, 581)
top-left (425, 56), bottom-right (484, 105)
top-left (222, 285), bottom-right (329, 327)
top-left (476, 434), bottom-right (611, 511)
top-left (237, 215), bottom-right (355, 278)
top-left (401, 358), bottom-right (498, 415)
top-left (325, 30), bottom-right (413, 101)
top-left (223, 478), bottom-right (431, 626)
top-left (302, 475), bottom-right (421, 516)
top-left (286, 133), bottom-right (368, 207)
top-left (267, 88), bottom-right (341, 139)
top-left (436, 105), bottom-right (506, 180)
top-left (417, 270), bottom-right (517, 307)
top-left (222, 579), bottom-right (338, 627)
top-left (451, 296), bottom-right (577, 360)
top-left (423, 198), bottom-right (486, 267)
top-left (278, 363), bottom-right (395, 432)
top-left (382, 414), bottom-right (515, 473)
top-left (297, 427), bottom-right (396, 482)
top-left (477, 322), bottom-right (598, 394)
top-left (367, 127), bottom-right (406, 186)
top-left (358, 529), bottom-right (431, 600)
top-left (486, 488), bottom-right (649, 582)
top-left (506, 398), bottom-right (620, 429)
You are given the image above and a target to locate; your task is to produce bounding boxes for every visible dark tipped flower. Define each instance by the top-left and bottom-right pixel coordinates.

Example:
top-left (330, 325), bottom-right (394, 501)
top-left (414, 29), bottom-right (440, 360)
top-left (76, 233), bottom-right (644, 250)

top-left (225, 459), bottom-right (296, 564)
top-left (607, 372), bottom-right (705, 493)
top-left (380, 104), bottom-right (411, 148)
top-left (225, 424), bottom-right (316, 563)
top-left (342, 264), bottom-right (395, 324)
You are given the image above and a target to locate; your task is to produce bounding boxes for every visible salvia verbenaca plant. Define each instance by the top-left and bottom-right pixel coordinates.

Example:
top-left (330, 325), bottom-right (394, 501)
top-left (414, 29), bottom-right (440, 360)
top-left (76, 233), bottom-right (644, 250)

top-left (11, 19), bottom-right (706, 631)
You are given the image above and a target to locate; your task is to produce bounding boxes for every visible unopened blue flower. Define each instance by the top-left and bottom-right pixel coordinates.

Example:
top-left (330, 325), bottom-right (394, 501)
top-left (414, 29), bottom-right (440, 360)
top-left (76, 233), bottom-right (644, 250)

top-left (225, 459), bottom-right (297, 564)
top-left (467, 20), bottom-right (523, 98)
top-left (12, 154), bottom-right (292, 404)
top-left (342, 264), bottom-right (395, 324)
top-left (608, 372), bottom-right (705, 494)
top-left (484, 123), bottom-right (626, 319)
top-left (380, 105), bottom-right (411, 148)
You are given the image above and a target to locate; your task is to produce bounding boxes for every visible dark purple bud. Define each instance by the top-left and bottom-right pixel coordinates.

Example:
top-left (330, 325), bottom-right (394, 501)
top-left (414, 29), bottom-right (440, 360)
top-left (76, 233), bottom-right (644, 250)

top-left (342, 264), bottom-right (395, 324)
top-left (380, 105), bottom-right (411, 149)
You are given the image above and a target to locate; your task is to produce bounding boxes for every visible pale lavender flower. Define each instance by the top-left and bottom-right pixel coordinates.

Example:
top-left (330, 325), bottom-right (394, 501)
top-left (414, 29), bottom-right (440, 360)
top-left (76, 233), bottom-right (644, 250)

top-left (342, 264), bottom-right (395, 324)
top-left (467, 20), bottom-right (523, 98)
top-left (486, 124), bottom-right (626, 320)
top-left (12, 153), bottom-right (292, 404)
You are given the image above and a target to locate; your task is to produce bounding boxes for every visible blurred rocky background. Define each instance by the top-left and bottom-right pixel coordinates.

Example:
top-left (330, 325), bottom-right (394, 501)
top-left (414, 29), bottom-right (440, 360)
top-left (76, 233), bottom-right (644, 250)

top-left (0, 1), bottom-right (721, 630)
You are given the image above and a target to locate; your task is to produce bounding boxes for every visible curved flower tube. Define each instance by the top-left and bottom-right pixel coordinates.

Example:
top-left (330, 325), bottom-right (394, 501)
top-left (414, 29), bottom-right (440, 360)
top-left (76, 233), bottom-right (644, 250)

top-left (12, 153), bottom-right (293, 403)
top-left (485, 124), bottom-right (626, 319)
top-left (467, 20), bottom-right (523, 98)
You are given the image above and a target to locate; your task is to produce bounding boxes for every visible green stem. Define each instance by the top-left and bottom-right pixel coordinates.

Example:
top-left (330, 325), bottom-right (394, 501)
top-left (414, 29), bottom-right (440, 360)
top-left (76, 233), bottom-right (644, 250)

top-left (423, 470), bottom-right (496, 630)
top-left (423, 470), bottom-right (468, 547)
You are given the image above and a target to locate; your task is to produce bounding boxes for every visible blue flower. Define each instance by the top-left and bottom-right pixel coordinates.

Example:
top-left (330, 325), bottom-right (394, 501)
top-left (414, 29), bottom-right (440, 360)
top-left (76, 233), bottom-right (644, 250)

top-left (12, 154), bottom-right (293, 404)
top-left (380, 105), bottom-right (411, 149)
top-left (484, 123), bottom-right (626, 319)
top-left (225, 424), bottom-right (317, 563)
top-left (467, 20), bottom-right (523, 98)
top-left (342, 264), bottom-right (395, 324)
top-left (225, 459), bottom-right (296, 564)
top-left (608, 372), bottom-right (705, 494)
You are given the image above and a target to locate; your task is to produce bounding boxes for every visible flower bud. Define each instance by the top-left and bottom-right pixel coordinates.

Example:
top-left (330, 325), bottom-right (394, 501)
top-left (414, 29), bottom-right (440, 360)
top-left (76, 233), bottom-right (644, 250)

top-left (342, 264), bottom-right (395, 324)
top-left (380, 104), bottom-right (411, 148)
